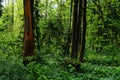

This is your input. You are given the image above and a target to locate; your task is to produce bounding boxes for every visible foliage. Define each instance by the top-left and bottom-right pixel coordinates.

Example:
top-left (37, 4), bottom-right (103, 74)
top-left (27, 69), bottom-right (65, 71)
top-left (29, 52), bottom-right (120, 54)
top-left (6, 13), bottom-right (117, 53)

top-left (0, 0), bottom-right (120, 80)
top-left (0, 53), bottom-right (120, 80)
top-left (86, 0), bottom-right (120, 54)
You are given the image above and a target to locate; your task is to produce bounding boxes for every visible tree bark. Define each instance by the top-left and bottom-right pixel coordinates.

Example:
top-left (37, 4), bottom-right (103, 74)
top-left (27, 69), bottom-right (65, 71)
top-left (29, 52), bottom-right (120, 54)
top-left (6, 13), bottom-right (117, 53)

top-left (12, 0), bottom-right (14, 25)
top-left (79, 0), bottom-right (87, 62)
top-left (23, 0), bottom-right (35, 65)
top-left (77, 0), bottom-right (83, 61)
top-left (0, 0), bottom-right (2, 17)
top-left (71, 0), bottom-right (79, 59)
top-left (64, 0), bottom-right (73, 56)
top-left (71, 0), bottom-right (83, 61)
top-left (46, 0), bottom-right (48, 19)
top-left (35, 0), bottom-right (40, 50)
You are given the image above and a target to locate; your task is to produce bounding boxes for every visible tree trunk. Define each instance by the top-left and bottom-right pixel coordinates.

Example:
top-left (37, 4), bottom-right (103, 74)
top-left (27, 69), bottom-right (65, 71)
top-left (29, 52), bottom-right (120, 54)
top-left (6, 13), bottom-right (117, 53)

top-left (0, 0), bottom-right (2, 17)
top-left (71, 0), bottom-right (83, 61)
top-left (45, 0), bottom-right (48, 19)
top-left (8, 0), bottom-right (9, 4)
top-left (12, 0), bottom-right (14, 25)
top-left (71, 0), bottom-right (79, 59)
top-left (77, 0), bottom-right (83, 61)
top-left (35, 0), bottom-right (40, 50)
top-left (23, 0), bottom-right (35, 65)
top-left (79, 0), bottom-right (87, 62)
top-left (64, 0), bottom-right (73, 56)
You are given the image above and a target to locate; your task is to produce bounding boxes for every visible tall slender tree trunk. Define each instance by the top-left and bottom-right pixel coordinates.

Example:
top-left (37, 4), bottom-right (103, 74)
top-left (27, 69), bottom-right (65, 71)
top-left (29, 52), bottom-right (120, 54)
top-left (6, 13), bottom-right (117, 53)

top-left (35, 0), bottom-right (40, 50)
top-left (71, 0), bottom-right (83, 60)
top-left (77, 0), bottom-right (83, 61)
top-left (71, 0), bottom-right (79, 59)
top-left (5, 0), bottom-right (6, 5)
top-left (45, 0), bottom-right (48, 19)
top-left (23, 0), bottom-right (35, 65)
top-left (64, 0), bottom-right (73, 55)
top-left (8, 0), bottom-right (9, 5)
top-left (79, 0), bottom-right (87, 62)
top-left (12, 0), bottom-right (14, 25)
top-left (0, 0), bottom-right (2, 17)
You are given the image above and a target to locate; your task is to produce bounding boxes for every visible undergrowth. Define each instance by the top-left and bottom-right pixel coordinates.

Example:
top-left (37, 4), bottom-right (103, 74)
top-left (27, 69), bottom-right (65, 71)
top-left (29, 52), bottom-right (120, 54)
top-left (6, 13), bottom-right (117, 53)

top-left (0, 52), bottom-right (120, 80)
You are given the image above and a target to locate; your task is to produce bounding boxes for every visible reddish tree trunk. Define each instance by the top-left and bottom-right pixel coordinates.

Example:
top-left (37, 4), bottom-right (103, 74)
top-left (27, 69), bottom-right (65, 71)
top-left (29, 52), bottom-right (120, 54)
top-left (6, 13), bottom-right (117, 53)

top-left (23, 0), bottom-right (35, 65)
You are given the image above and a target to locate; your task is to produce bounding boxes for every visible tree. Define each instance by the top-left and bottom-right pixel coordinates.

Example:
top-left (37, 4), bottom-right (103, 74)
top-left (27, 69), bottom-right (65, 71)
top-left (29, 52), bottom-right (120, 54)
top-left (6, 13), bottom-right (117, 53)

top-left (86, 0), bottom-right (120, 54)
top-left (12, 0), bottom-right (14, 25)
top-left (34, 0), bottom-right (40, 50)
top-left (71, 0), bottom-right (87, 62)
top-left (0, 0), bottom-right (3, 17)
top-left (23, 0), bottom-right (35, 65)
top-left (79, 0), bottom-right (87, 62)
top-left (71, 0), bottom-right (79, 59)
top-left (64, 0), bottom-right (73, 56)
top-left (71, 0), bottom-right (83, 60)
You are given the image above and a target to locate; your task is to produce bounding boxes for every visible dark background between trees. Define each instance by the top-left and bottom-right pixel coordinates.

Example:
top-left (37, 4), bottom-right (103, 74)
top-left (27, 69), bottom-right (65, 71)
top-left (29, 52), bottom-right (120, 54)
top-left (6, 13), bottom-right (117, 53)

top-left (0, 0), bottom-right (120, 80)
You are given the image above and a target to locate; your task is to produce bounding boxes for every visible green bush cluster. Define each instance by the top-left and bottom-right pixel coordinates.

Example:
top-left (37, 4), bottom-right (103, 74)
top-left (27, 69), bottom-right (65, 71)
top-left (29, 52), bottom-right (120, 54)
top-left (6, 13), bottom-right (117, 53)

top-left (0, 53), bottom-right (120, 80)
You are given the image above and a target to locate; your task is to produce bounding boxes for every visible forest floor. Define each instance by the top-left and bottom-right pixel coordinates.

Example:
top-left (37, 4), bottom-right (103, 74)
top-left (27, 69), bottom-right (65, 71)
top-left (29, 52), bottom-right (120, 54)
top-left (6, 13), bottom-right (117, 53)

top-left (0, 52), bottom-right (120, 80)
